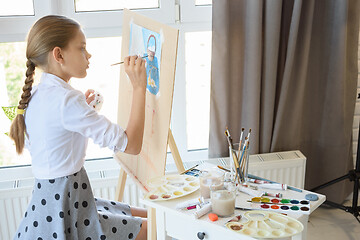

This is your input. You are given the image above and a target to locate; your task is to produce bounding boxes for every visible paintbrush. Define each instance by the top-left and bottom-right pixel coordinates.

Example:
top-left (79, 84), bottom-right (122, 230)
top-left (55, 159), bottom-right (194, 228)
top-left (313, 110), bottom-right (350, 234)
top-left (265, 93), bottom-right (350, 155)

top-left (246, 128), bottom-right (251, 143)
top-left (235, 207), bottom-right (253, 211)
top-left (225, 128), bottom-right (243, 183)
top-left (110, 54), bottom-right (148, 66)
top-left (237, 128), bottom-right (245, 159)
top-left (217, 165), bottom-right (230, 172)
top-left (181, 164), bottom-right (199, 175)
top-left (225, 126), bottom-right (234, 148)
top-left (240, 129), bottom-right (252, 181)
top-left (239, 137), bottom-right (249, 180)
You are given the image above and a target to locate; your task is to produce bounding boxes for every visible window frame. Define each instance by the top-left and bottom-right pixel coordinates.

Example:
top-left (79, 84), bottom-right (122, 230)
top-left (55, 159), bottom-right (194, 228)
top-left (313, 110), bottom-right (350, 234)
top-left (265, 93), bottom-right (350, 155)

top-left (0, 0), bottom-right (212, 171)
top-left (179, 0), bottom-right (212, 23)
top-left (0, 0), bottom-right (53, 42)
top-left (60, 0), bottom-right (176, 38)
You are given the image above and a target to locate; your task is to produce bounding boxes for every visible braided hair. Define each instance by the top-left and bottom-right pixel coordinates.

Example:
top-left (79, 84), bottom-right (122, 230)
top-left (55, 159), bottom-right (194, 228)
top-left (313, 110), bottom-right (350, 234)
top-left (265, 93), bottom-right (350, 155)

top-left (9, 15), bottom-right (80, 154)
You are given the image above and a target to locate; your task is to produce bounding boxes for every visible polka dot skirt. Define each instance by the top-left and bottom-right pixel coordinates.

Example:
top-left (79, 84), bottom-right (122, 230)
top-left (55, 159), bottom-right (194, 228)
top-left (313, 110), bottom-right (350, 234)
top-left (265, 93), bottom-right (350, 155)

top-left (14, 168), bottom-right (142, 240)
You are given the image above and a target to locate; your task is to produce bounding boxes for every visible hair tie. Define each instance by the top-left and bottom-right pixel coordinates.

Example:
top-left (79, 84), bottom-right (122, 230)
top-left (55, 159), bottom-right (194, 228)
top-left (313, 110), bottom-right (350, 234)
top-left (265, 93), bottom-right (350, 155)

top-left (17, 109), bottom-right (25, 115)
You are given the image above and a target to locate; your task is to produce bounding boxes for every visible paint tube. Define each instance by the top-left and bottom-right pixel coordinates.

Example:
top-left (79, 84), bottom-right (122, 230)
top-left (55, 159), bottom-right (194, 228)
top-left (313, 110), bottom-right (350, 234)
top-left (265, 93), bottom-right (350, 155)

top-left (186, 205), bottom-right (197, 210)
top-left (194, 202), bottom-right (212, 219)
top-left (247, 178), bottom-right (271, 184)
top-left (238, 185), bottom-right (263, 197)
top-left (175, 198), bottom-right (201, 209)
top-left (262, 192), bottom-right (283, 198)
top-left (175, 198), bottom-right (210, 209)
top-left (257, 183), bottom-right (287, 190)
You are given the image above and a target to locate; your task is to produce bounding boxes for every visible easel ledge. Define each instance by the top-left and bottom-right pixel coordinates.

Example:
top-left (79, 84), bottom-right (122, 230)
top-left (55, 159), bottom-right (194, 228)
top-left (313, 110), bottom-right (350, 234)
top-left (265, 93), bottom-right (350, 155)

top-left (114, 128), bottom-right (184, 200)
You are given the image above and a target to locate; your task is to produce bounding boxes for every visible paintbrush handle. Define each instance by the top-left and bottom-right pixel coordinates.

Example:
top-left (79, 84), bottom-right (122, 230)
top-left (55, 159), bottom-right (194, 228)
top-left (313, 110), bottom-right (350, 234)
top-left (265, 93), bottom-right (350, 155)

top-left (230, 150), bottom-right (243, 182)
top-left (181, 164), bottom-right (199, 174)
top-left (111, 61), bottom-right (124, 66)
top-left (111, 54), bottom-right (148, 66)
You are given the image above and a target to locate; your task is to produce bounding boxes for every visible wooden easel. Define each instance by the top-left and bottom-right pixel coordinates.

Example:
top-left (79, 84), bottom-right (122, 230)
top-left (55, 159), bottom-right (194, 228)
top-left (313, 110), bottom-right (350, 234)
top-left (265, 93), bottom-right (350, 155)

top-left (115, 128), bottom-right (185, 239)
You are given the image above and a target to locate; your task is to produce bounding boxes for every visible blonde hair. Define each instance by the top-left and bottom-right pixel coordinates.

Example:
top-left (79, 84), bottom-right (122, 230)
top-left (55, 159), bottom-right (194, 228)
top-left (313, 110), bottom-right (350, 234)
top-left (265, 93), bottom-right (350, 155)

top-left (9, 15), bottom-right (80, 154)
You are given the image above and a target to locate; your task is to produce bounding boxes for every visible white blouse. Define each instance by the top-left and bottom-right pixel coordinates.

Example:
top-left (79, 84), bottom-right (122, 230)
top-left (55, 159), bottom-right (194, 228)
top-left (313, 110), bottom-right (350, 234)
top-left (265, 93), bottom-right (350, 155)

top-left (25, 73), bottom-right (127, 179)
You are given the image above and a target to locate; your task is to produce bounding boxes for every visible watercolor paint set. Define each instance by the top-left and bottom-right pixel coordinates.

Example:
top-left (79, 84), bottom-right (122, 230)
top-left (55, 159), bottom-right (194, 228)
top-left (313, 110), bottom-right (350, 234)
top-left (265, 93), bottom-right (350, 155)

top-left (242, 197), bottom-right (311, 215)
top-left (144, 174), bottom-right (200, 201)
top-left (225, 210), bottom-right (304, 238)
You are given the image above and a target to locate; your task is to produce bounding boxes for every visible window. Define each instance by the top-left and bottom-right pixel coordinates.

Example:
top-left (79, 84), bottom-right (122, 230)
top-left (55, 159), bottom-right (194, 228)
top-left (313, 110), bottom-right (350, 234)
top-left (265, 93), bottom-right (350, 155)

top-left (71, 37), bottom-right (122, 159)
top-left (195, 0), bottom-right (212, 6)
top-left (0, 0), bottom-right (212, 167)
top-left (0, 0), bottom-right (34, 16)
top-left (75, 0), bottom-right (159, 12)
top-left (0, 41), bottom-right (35, 166)
top-left (185, 31), bottom-right (212, 150)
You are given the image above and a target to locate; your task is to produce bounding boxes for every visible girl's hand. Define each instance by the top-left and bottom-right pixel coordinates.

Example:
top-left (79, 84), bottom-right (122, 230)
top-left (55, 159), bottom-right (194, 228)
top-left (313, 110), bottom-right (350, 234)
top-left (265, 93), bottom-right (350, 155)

top-left (124, 55), bottom-right (147, 91)
top-left (85, 89), bottom-right (95, 104)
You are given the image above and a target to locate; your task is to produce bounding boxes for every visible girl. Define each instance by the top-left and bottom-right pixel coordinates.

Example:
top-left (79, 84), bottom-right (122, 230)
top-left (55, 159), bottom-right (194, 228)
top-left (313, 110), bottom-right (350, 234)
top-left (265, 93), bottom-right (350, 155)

top-left (10, 15), bottom-right (147, 240)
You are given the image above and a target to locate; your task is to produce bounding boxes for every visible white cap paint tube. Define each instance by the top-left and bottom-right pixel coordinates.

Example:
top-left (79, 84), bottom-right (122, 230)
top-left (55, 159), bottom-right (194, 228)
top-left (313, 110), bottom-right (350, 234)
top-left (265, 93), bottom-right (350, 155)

top-left (247, 178), bottom-right (271, 184)
top-left (194, 202), bottom-right (212, 219)
top-left (263, 192), bottom-right (283, 198)
top-left (257, 183), bottom-right (287, 190)
top-left (175, 197), bottom-right (210, 210)
top-left (238, 185), bottom-right (263, 197)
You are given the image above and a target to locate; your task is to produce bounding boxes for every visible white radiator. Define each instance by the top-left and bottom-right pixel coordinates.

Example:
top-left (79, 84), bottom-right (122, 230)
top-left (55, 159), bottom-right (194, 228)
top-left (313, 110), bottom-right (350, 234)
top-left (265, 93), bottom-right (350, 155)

top-left (247, 150), bottom-right (306, 189)
top-left (0, 151), bottom-right (306, 239)
top-left (0, 161), bottom-right (143, 240)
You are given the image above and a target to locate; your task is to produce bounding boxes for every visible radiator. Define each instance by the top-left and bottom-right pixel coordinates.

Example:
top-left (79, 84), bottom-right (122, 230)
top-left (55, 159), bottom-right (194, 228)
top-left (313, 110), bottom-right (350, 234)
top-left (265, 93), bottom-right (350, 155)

top-left (0, 166), bottom-right (142, 240)
top-left (0, 151), bottom-right (306, 239)
top-left (247, 150), bottom-right (306, 188)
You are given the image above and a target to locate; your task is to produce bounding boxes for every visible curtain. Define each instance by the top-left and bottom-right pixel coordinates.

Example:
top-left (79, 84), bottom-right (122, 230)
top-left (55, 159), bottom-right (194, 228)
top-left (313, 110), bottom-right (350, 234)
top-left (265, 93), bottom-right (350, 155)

top-left (209, 0), bottom-right (360, 203)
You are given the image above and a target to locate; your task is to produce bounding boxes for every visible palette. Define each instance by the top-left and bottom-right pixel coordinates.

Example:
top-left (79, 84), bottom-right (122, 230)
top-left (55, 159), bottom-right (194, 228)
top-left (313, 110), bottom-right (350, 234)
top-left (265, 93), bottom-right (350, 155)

top-left (225, 210), bottom-right (304, 239)
top-left (143, 174), bottom-right (200, 201)
top-left (246, 197), bottom-right (311, 215)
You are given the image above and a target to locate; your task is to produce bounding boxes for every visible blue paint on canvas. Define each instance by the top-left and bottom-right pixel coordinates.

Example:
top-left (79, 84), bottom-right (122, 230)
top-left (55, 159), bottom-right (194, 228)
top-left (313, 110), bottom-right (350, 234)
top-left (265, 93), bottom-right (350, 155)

top-left (129, 23), bottom-right (162, 95)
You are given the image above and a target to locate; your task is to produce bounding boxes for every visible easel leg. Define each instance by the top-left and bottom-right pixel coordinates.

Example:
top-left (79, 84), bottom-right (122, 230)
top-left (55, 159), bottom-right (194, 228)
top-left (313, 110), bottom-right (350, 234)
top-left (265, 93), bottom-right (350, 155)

top-left (144, 129), bottom-right (184, 240)
top-left (168, 129), bottom-right (185, 173)
top-left (148, 207), bottom-right (157, 240)
top-left (115, 168), bottom-right (127, 201)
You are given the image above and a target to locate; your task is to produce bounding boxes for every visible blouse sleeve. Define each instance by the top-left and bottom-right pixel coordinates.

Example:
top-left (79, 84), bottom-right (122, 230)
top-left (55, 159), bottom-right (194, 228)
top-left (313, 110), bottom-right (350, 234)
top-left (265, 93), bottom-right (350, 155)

top-left (60, 89), bottom-right (127, 152)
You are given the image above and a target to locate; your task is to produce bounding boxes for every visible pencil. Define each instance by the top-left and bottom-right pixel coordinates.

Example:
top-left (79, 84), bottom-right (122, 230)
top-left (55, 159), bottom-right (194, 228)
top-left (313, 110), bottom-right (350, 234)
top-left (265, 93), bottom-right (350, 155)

top-left (110, 54), bottom-right (148, 66)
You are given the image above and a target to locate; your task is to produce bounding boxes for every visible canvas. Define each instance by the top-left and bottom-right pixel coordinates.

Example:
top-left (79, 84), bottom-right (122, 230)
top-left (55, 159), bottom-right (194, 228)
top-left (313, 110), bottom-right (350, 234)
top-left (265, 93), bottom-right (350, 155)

top-left (114, 9), bottom-right (179, 192)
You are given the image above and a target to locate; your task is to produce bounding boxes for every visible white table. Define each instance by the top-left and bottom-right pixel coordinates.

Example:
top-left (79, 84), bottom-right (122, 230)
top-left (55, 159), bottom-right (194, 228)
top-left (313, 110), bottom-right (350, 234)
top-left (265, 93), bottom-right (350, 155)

top-left (141, 185), bottom-right (325, 240)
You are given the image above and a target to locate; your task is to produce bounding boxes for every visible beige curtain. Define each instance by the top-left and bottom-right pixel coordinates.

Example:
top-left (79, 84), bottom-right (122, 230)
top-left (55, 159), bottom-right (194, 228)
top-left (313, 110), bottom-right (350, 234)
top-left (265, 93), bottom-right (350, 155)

top-left (209, 0), bottom-right (360, 203)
